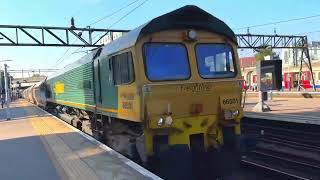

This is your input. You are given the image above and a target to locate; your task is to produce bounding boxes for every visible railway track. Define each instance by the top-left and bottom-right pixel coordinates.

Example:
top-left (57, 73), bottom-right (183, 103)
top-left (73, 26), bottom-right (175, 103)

top-left (241, 117), bottom-right (320, 180)
top-left (242, 148), bottom-right (320, 180)
top-left (241, 158), bottom-right (311, 180)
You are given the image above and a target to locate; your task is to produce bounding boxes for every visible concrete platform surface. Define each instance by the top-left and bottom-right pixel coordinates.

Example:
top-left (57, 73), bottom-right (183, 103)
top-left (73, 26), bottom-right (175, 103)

top-left (245, 91), bottom-right (320, 98)
top-left (244, 97), bottom-right (320, 124)
top-left (0, 100), bottom-right (161, 180)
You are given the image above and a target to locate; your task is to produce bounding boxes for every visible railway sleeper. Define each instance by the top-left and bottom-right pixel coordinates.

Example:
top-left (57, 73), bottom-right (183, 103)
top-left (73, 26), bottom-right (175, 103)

top-left (256, 142), bottom-right (320, 162)
top-left (253, 148), bottom-right (320, 169)
top-left (243, 151), bottom-right (320, 180)
top-left (260, 136), bottom-right (320, 151)
top-left (242, 126), bottom-right (320, 142)
top-left (241, 119), bottom-right (320, 136)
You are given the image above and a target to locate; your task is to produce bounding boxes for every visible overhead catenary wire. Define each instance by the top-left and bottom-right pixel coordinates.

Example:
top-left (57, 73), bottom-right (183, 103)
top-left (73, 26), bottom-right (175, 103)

top-left (295, 29), bottom-right (320, 36)
top-left (53, 0), bottom-right (149, 69)
top-left (108, 0), bottom-right (150, 28)
top-left (235, 13), bottom-right (320, 30)
top-left (52, 0), bottom-right (101, 67)
top-left (52, 39), bottom-right (80, 68)
top-left (92, 0), bottom-right (150, 43)
top-left (88, 0), bottom-right (140, 26)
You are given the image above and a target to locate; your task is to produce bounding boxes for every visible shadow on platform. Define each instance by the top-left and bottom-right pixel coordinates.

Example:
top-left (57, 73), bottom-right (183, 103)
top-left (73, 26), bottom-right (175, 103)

top-left (0, 129), bottom-right (147, 180)
top-left (0, 135), bottom-right (61, 180)
top-left (0, 105), bottom-right (47, 121)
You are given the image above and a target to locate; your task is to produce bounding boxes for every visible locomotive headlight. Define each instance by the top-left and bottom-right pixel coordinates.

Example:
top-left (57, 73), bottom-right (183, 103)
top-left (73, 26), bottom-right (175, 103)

top-left (224, 109), bottom-right (240, 120)
top-left (158, 117), bottom-right (165, 126)
top-left (232, 109), bottom-right (240, 117)
top-left (187, 30), bottom-right (197, 40)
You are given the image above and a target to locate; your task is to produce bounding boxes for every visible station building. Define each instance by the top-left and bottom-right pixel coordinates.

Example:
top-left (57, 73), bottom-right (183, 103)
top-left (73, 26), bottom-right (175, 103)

top-left (241, 42), bottom-right (320, 91)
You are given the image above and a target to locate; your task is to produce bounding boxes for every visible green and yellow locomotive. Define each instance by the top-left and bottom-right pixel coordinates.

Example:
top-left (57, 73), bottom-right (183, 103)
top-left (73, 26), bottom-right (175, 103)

top-left (29, 5), bottom-right (243, 178)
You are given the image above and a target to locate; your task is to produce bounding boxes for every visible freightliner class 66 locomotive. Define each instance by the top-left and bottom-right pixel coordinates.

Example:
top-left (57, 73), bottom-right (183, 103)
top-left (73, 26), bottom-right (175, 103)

top-left (24, 5), bottom-right (244, 179)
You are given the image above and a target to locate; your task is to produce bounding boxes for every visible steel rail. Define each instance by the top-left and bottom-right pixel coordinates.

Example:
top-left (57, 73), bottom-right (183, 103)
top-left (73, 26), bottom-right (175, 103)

top-left (241, 159), bottom-right (311, 180)
top-left (252, 150), bottom-right (320, 170)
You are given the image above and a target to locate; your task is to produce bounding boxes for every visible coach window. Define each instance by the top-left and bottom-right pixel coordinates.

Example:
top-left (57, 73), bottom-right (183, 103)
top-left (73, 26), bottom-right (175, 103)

top-left (111, 52), bottom-right (134, 85)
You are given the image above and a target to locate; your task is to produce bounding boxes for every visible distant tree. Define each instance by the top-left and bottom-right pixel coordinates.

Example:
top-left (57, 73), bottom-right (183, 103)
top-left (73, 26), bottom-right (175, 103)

top-left (255, 49), bottom-right (272, 61)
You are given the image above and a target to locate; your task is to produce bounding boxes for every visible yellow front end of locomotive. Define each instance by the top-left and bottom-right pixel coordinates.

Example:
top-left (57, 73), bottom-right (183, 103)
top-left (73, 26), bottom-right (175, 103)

top-left (145, 115), bottom-right (220, 154)
top-left (144, 102), bottom-right (243, 155)
top-left (140, 82), bottom-right (243, 155)
top-left (134, 29), bottom-right (243, 156)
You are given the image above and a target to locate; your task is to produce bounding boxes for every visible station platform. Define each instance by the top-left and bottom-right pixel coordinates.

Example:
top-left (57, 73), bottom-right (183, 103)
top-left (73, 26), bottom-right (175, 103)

top-left (0, 100), bottom-right (161, 180)
top-left (245, 91), bottom-right (320, 98)
top-left (244, 97), bottom-right (320, 125)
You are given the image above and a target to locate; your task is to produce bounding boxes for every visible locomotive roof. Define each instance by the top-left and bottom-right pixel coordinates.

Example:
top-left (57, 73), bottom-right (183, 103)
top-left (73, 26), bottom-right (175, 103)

top-left (48, 5), bottom-right (236, 80)
top-left (47, 52), bottom-right (95, 80)
top-left (100, 5), bottom-right (237, 57)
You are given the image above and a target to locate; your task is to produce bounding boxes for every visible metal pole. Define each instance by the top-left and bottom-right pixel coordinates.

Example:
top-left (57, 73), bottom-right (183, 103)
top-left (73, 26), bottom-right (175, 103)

top-left (305, 47), bottom-right (316, 91)
top-left (4, 64), bottom-right (10, 120)
top-left (287, 61), bottom-right (291, 91)
top-left (297, 49), bottom-right (304, 91)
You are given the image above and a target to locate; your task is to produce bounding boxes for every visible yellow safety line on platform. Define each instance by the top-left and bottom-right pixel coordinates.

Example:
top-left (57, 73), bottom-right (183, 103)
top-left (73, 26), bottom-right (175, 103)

top-left (19, 100), bottom-right (160, 180)
top-left (31, 118), bottom-right (100, 180)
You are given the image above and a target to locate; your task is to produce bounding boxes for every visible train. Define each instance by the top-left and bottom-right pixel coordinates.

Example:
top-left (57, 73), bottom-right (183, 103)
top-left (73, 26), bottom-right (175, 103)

top-left (23, 5), bottom-right (244, 179)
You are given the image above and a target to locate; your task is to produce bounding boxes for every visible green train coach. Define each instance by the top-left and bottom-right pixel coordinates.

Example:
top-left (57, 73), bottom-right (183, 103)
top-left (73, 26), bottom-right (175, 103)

top-left (29, 5), bottom-right (244, 179)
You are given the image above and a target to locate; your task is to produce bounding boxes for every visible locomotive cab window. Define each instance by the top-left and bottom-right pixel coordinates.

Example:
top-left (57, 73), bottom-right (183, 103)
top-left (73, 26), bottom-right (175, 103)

top-left (196, 43), bottom-right (236, 78)
top-left (143, 43), bottom-right (190, 81)
top-left (111, 52), bottom-right (134, 85)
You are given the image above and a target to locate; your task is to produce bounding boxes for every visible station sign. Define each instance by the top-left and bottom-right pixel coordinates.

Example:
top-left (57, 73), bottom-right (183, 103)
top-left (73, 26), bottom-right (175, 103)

top-left (256, 60), bottom-right (282, 91)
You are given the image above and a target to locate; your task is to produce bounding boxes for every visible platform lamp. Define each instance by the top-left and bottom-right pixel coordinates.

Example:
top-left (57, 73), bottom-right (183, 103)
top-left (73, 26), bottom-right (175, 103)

top-left (0, 59), bottom-right (13, 120)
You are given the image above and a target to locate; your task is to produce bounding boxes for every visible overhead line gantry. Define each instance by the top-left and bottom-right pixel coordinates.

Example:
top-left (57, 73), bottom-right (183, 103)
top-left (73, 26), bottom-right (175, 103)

top-left (0, 25), bottom-right (315, 91)
top-left (237, 34), bottom-right (315, 91)
top-left (0, 25), bottom-right (128, 47)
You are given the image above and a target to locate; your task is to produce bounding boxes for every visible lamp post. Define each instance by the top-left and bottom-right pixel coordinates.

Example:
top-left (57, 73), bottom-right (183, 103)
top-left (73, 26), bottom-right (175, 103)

top-left (0, 60), bottom-right (13, 120)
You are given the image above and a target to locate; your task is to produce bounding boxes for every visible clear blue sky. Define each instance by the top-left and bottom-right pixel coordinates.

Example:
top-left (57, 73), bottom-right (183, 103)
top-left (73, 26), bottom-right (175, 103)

top-left (1, 0), bottom-right (320, 77)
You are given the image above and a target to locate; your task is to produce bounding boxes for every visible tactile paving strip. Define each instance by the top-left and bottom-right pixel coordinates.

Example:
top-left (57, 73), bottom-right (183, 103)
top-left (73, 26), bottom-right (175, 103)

top-left (31, 118), bottom-right (101, 180)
